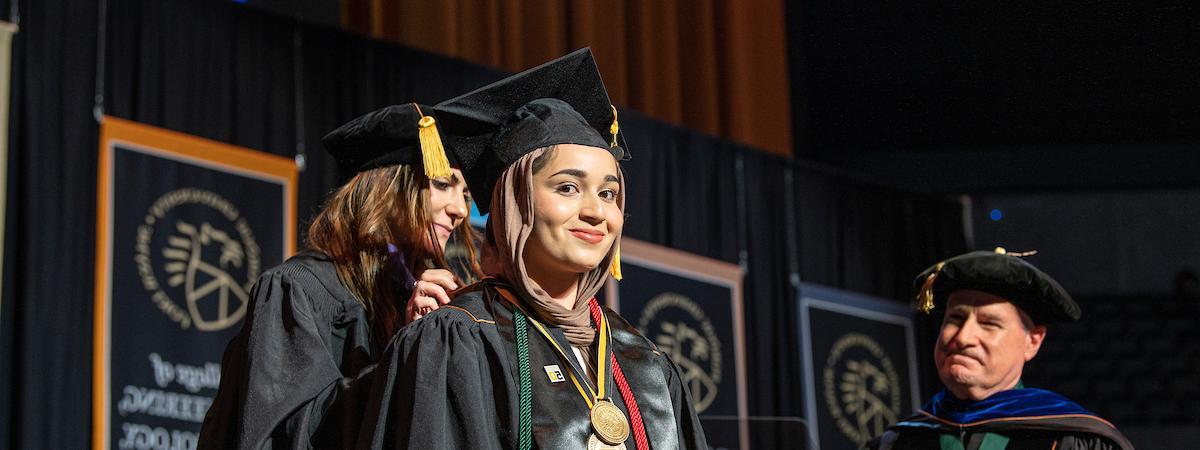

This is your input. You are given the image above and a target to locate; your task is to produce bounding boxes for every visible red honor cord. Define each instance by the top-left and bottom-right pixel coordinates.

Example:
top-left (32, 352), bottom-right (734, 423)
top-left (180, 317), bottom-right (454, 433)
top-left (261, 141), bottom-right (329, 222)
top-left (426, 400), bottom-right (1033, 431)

top-left (589, 299), bottom-right (650, 450)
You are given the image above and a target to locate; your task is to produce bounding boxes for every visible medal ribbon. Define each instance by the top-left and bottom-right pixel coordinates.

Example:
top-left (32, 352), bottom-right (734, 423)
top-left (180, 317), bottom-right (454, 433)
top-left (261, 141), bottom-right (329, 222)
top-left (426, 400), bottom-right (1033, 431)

top-left (497, 288), bottom-right (611, 407)
top-left (502, 288), bottom-right (648, 449)
top-left (588, 299), bottom-right (650, 450)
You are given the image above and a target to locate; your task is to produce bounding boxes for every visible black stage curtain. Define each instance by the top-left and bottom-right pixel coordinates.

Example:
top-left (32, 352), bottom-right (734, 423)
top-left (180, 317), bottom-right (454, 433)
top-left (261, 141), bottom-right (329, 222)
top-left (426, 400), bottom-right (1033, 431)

top-left (1, 0), bottom-right (966, 447)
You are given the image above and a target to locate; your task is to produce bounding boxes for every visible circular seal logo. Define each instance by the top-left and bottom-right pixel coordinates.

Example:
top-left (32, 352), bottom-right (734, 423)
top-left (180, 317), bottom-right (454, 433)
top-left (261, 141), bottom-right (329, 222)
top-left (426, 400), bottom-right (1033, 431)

top-left (822, 333), bottom-right (901, 446)
top-left (638, 293), bottom-right (721, 412)
top-left (134, 188), bottom-right (261, 331)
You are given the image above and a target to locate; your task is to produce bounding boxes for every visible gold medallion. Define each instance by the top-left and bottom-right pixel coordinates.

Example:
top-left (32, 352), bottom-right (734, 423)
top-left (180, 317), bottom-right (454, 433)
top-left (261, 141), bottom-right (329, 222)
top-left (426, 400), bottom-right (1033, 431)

top-left (590, 400), bottom-right (630, 445)
top-left (587, 434), bottom-right (628, 450)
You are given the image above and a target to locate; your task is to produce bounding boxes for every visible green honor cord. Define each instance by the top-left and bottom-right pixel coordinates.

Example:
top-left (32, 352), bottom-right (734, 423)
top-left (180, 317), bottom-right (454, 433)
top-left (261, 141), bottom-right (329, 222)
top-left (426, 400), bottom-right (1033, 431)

top-left (513, 308), bottom-right (533, 450)
top-left (938, 432), bottom-right (1011, 450)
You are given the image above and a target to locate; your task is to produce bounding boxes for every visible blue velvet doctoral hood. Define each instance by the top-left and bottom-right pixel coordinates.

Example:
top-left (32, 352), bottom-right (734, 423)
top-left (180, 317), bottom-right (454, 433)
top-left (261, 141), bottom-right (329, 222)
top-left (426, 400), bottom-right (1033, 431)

top-left (922, 388), bottom-right (1096, 424)
top-left (877, 387), bottom-right (1134, 450)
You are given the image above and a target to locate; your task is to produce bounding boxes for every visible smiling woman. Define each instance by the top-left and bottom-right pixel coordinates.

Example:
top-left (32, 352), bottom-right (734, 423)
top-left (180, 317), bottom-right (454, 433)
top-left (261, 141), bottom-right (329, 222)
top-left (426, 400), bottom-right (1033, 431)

top-left (350, 49), bottom-right (708, 450)
top-left (523, 145), bottom-right (625, 302)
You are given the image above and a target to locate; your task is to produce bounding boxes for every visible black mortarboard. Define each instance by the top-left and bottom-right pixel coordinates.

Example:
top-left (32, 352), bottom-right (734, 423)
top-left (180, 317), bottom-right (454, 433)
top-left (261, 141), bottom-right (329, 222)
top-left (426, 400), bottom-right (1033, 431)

top-left (322, 103), bottom-right (482, 181)
top-left (914, 248), bottom-right (1081, 324)
top-left (434, 48), bottom-right (628, 214)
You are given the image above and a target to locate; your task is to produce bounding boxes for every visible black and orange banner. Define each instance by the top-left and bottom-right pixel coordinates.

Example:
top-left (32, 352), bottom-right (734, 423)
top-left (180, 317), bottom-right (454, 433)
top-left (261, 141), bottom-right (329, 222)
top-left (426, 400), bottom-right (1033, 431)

top-left (798, 283), bottom-right (921, 450)
top-left (92, 117), bottom-right (297, 450)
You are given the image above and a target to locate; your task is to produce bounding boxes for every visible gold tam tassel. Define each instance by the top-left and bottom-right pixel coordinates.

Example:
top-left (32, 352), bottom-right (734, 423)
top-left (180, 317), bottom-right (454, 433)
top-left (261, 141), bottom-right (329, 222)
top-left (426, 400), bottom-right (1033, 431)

top-left (414, 104), bottom-right (452, 180)
top-left (608, 106), bottom-right (623, 280)
top-left (609, 105), bottom-right (620, 148)
top-left (609, 241), bottom-right (623, 281)
top-left (996, 247), bottom-right (1038, 257)
top-left (916, 261), bottom-right (945, 314)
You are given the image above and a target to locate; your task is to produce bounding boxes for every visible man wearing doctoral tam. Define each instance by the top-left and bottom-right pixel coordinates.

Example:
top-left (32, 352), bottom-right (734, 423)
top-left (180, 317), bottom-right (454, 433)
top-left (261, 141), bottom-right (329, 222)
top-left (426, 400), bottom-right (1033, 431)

top-left (866, 249), bottom-right (1133, 450)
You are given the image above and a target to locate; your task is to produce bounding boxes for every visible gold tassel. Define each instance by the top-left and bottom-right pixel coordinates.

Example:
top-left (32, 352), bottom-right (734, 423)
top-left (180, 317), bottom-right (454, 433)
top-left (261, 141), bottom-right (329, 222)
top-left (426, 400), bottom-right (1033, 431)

top-left (916, 261), bottom-right (945, 314)
top-left (609, 241), bottom-right (623, 281)
top-left (414, 104), bottom-right (452, 180)
top-left (609, 105), bottom-right (620, 148)
top-left (608, 106), bottom-right (622, 279)
top-left (996, 246), bottom-right (1038, 257)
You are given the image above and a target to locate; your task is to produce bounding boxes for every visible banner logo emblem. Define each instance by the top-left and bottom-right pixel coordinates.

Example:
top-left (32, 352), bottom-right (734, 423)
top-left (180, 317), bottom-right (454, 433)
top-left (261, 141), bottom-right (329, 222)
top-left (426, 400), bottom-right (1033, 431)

top-left (822, 332), bottom-right (901, 446)
top-left (638, 293), bottom-right (722, 412)
top-left (135, 188), bottom-right (261, 331)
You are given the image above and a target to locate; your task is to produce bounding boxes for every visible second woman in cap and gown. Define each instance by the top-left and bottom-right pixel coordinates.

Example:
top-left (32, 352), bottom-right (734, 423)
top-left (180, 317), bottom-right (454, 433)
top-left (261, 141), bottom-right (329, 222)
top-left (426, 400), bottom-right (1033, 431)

top-left (198, 103), bottom-right (481, 449)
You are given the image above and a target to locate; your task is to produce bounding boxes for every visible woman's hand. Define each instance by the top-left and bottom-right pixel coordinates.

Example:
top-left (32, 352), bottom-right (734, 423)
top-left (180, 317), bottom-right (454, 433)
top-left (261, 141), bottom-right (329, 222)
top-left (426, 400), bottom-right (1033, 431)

top-left (405, 269), bottom-right (459, 324)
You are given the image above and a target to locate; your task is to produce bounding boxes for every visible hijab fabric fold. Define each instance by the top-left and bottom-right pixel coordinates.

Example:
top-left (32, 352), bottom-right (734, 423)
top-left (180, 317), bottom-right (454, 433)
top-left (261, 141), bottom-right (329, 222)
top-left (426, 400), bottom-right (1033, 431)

top-left (481, 147), bottom-right (624, 348)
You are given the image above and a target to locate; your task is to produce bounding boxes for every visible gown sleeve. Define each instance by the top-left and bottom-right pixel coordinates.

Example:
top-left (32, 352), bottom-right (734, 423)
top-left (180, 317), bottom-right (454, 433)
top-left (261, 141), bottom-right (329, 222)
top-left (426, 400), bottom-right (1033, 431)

top-left (664, 352), bottom-right (712, 450)
top-left (353, 307), bottom-right (509, 450)
top-left (198, 266), bottom-right (346, 450)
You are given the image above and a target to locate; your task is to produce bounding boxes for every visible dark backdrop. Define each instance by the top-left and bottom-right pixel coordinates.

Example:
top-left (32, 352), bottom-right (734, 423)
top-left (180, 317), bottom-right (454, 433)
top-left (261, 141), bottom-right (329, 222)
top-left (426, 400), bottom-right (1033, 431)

top-left (0, 0), bottom-right (966, 448)
top-left (786, 1), bottom-right (1200, 192)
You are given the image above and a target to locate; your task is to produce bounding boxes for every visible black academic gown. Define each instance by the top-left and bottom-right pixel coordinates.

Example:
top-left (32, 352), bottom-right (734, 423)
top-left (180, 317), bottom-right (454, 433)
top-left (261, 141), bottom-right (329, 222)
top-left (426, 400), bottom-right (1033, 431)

top-left (353, 281), bottom-right (710, 449)
top-left (866, 409), bottom-right (1134, 450)
top-left (198, 251), bottom-right (378, 450)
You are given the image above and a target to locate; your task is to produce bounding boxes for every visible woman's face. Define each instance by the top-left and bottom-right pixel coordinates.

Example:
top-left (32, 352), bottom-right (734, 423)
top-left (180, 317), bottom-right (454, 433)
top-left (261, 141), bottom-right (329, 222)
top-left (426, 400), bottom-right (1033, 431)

top-left (427, 168), bottom-right (471, 250)
top-left (524, 144), bottom-right (624, 278)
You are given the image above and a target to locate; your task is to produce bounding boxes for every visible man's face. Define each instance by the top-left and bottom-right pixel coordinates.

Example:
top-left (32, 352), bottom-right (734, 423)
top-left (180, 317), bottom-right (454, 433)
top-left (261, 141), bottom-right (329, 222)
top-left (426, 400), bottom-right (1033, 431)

top-left (934, 289), bottom-right (1046, 401)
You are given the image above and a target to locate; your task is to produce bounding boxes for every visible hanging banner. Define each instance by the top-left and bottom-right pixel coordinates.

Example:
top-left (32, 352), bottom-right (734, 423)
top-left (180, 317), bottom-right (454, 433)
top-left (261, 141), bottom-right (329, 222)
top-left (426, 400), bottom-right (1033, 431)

top-left (605, 238), bottom-right (748, 450)
top-left (798, 283), bottom-right (921, 450)
top-left (92, 117), bottom-right (297, 450)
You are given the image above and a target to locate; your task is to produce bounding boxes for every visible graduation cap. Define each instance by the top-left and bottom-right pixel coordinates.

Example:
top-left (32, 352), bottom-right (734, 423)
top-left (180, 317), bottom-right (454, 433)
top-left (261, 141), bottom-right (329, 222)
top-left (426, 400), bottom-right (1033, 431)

top-left (322, 103), bottom-right (483, 181)
top-left (434, 47), bottom-right (628, 215)
top-left (913, 248), bottom-right (1081, 324)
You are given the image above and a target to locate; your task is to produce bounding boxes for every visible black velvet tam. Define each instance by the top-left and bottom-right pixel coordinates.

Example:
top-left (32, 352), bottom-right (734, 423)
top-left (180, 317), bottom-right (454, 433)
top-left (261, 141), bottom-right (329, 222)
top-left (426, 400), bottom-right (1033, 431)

top-left (915, 250), bottom-right (1081, 324)
top-left (435, 48), bottom-right (627, 214)
top-left (321, 103), bottom-right (476, 181)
